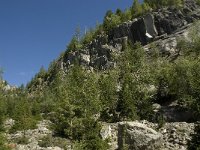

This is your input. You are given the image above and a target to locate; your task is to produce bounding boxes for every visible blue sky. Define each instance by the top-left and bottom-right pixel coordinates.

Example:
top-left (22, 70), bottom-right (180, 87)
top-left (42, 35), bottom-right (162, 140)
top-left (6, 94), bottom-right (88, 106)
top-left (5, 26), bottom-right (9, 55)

top-left (0, 0), bottom-right (141, 86)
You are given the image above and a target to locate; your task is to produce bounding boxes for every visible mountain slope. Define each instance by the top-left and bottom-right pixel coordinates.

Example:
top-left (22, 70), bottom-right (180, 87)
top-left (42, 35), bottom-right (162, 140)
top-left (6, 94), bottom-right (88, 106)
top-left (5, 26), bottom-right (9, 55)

top-left (27, 0), bottom-right (200, 94)
top-left (2, 0), bottom-right (200, 149)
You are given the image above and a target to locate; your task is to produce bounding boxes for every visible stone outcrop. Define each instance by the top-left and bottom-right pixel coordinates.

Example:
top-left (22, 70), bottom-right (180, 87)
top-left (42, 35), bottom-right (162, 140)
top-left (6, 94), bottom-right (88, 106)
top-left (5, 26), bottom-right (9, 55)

top-left (111, 14), bottom-right (158, 45)
top-left (142, 121), bottom-right (195, 150)
top-left (118, 122), bottom-right (163, 150)
top-left (6, 120), bottom-right (69, 150)
top-left (27, 1), bottom-right (200, 94)
top-left (60, 0), bottom-right (200, 71)
top-left (111, 0), bottom-right (200, 44)
top-left (6, 119), bottom-right (196, 150)
top-left (101, 120), bottom-right (195, 150)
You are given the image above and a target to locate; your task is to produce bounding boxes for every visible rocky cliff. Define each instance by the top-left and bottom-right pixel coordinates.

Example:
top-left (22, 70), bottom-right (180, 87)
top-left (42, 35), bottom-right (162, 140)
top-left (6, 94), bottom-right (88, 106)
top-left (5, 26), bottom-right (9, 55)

top-left (10, 1), bottom-right (200, 150)
top-left (27, 0), bottom-right (200, 92)
top-left (100, 120), bottom-right (195, 150)
top-left (59, 0), bottom-right (200, 72)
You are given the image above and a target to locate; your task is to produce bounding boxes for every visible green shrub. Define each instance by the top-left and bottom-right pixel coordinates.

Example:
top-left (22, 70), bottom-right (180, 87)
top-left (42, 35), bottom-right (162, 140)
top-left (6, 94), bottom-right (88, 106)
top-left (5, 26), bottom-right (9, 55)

top-left (13, 136), bottom-right (29, 145)
top-left (0, 134), bottom-right (10, 150)
top-left (103, 11), bottom-right (121, 33)
top-left (99, 70), bottom-right (119, 122)
top-left (196, 0), bottom-right (200, 5)
top-left (144, 0), bottom-right (184, 9)
top-left (188, 123), bottom-right (200, 150)
top-left (117, 42), bottom-right (154, 120)
top-left (38, 135), bottom-right (53, 147)
top-left (10, 95), bottom-right (37, 135)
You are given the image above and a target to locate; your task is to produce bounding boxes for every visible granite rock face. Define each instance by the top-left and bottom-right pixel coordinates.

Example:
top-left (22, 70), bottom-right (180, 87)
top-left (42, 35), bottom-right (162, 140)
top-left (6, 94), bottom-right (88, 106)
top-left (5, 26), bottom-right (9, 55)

top-left (61, 0), bottom-right (200, 71)
top-left (118, 122), bottom-right (163, 150)
top-left (101, 120), bottom-right (195, 150)
top-left (111, 14), bottom-right (157, 45)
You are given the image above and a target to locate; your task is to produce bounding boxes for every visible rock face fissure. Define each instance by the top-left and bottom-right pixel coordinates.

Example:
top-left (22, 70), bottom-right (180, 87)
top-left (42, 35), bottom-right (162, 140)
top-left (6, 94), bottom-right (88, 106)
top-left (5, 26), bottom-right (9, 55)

top-left (60, 0), bottom-right (200, 72)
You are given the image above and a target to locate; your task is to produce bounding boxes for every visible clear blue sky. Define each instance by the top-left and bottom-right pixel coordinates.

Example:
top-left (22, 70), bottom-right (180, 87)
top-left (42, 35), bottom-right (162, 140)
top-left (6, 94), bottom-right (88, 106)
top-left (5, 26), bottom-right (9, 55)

top-left (0, 0), bottom-right (142, 86)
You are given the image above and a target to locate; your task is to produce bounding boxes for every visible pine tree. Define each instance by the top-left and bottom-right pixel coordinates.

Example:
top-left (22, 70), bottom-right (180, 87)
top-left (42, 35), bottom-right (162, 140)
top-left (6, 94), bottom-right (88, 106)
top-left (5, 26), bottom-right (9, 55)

top-left (67, 27), bottom-right (82, 52)
top-left (117, 42), bottom-right (153, 120)
top-left (99, 70), bottom-right (119, 122)
top-left (11, 94), bottom-right (36, 138)
top-left (131, 0), bottom-right (143, 18)
top-left (103, 10), bottom-right (121, 33)
top-left (188, 123), bottom-right (200, 150)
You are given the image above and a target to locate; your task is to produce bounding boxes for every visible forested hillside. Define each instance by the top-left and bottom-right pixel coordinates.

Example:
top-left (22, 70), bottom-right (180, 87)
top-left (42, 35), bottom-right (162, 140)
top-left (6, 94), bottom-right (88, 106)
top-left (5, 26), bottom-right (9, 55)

top-left (1, 0), bottom-right (200, 149)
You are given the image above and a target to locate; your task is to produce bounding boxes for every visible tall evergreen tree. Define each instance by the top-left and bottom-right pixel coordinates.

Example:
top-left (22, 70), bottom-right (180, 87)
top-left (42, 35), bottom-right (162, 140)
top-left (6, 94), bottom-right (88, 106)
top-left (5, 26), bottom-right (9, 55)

top-left (117, 42), bottom-right (153, 120)
top-left (131, 0), bottom-right (143, 18)
top-left (99, 70), bottom-right (119, 122)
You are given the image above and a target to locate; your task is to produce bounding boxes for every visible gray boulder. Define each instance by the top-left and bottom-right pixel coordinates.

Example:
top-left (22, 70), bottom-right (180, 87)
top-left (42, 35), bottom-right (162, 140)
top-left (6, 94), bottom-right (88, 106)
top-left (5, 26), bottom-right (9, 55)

top-left (118, 122), bottom-right (163, 150)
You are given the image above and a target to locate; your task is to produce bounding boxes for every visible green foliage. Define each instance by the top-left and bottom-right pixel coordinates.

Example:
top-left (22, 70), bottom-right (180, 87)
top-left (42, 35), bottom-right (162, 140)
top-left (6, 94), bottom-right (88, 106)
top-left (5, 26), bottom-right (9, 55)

top-left (157, 114), bottom-right (166, 129)
top-left (188, 123), bottom-right (200, 150)
top-left (103, 10), bottom-right (121, 33)
top-left (81, 24), bottom-right (104, 47)
top-left (171, 58), bottom-right (200, 118)
top-left (38, 66), bottom-right (47, 78)
top-left (0, 100), bottom-right (8, 149)
top-left (99, 70), bottom-right (119, 122)
top-left (117, 42), bottom-right (154, 120)
top-left (81, 28), bottom-right (95, 46)
top-left (67, 27), bottom-right (83, 52)
top-left (196, 0), bottom-right (200, 5)
top-left (50, 65), bottom-right (106, 149)
top-left (0, 98), bottom-right (7, 131)
top-left (120, 9), bottom-right (132, 22)
top-left (0, 73), bottom-right (10, 149)
top-left (38, 91), bottom-right (56, 115)
top-left (184, 21), bottom-right (200, 57)
top-left (64, 66), bottom-right (101, 117)
top-left (131, 0), bottom-right (143, 18)
top-left (67, 36), bottom-right (81, 52)
top-left (102, 1), bottom-right (150, 33)
top-left (157, 22), bottom-right (200, 118)
top-left (26, 66), bottom-right (48, 91)
top-left (144, 0), bottom-right (184, 9)
top-left (11, 94), bottom-right (37, 135)
top-left (0, 134), bottom-right (10, 150)
top-left (148, 22), bottom-right (200, 120)
top-left (38, 135), bottom-right (70, 149)
top-left (72, 119), bottom-right (109, 150)
top-left (131, 0), bottom-right (151, 18)
top-left (2, 2), bottom-right (200, 150)
top-left (13, 136), bottom-right (29, 144)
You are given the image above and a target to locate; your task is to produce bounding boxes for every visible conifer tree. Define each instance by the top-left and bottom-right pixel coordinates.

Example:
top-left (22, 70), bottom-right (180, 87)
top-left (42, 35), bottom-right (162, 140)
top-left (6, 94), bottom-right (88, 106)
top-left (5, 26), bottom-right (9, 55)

top-left (12, 94), bottom-right (36, 138)
top-left (99, 70), bottom-right (119, 122)
top-left (131, 0), bottom-right (143, 18)
top-left (117, 42), bottom-right (153, 120)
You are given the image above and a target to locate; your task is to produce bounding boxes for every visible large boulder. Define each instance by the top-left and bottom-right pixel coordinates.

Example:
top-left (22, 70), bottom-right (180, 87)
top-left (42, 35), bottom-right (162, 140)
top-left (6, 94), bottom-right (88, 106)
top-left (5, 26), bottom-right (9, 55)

top-left (101, 121), bottom-right (196, 150)
top-left (118, 122), bottom-right (163, 150)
